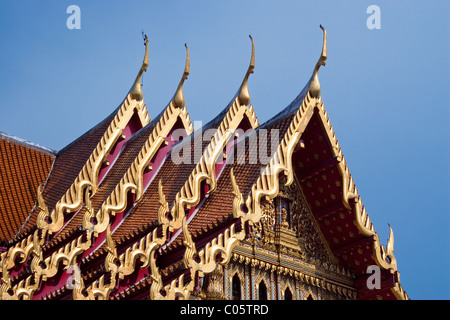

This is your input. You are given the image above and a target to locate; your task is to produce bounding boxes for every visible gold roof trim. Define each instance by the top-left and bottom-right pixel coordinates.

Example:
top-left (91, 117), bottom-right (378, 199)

top-left (0, 38), bottom-right (157, 300)
top-left (37, 94), bottom-right (150, 235)
top-left (149, 95), bottom-right (259, 299)
top-left (169, 96), bottom-right (259, 231)
top-left (1, 87), bottom-right (150, 300)
top-left (38, 44), bottom-right (195, 299)
top-left (159, 91), bottom-right (317, 300)
top-left (314, 98), bottom-right (408, 300)
top-left (83, 87), bottom-right (259, 299)
top-left (85, 102), bottom-right (193, 232)
top-left (15, 95), bottom-right (192, 300)
top-left (73, 70), bottom-right (195, 299)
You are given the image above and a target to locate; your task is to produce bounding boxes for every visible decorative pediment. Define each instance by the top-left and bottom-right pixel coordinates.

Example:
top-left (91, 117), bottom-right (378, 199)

top-left (248, 176), bottom-right (337, 269)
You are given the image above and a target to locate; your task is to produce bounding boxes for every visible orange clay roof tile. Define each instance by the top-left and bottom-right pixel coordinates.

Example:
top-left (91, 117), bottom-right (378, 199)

top-left (0, 132), bottom-right (55, 243)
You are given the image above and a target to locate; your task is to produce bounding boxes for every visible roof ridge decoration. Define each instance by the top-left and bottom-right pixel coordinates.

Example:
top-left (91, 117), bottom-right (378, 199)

top-left (0, 188), bottom-right (96, 300)
top-left (30, 96), bottom-right (149, 246)
top-left (84, 43), bottom-right (193, 234)
top-left (308, 25), bottom-right (327, 98)
top-left (36, 36), bottom-right (152, 235)
top-left (0, 37), bottom-right (152, 300)
top-left (238, 35), bottom-right (255, 106)
top-left (159, 34), bottom-right (258, 233)
top-left (158, 25), bottom-right (407, 300)
top-left (173, 44), bottom-right (190, 109)
top-left (129, 34), bottom-right (150, 101)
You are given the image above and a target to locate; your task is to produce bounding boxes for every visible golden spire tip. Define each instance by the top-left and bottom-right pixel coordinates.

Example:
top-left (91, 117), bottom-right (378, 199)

top-left (173, 43), bottom-right (190, 108)
top-left (308, 25), bottom-right (327, 98)
top-left (129, 33), bottom-right (150, 101)
top-left (238, 35), bottom-right (255, 106)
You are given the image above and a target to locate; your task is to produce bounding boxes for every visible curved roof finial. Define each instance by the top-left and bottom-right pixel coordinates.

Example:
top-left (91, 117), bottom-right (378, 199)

top-left (129, 33), bottom-right (150, 101)
top-left (386, 224), bottom-right (395, 259)
top-left (308, 25), bottom-right (327, 98)
top-left (238, 35), bottom-right (255, 106)
top-left (173, 44), bottom-right (190, 108)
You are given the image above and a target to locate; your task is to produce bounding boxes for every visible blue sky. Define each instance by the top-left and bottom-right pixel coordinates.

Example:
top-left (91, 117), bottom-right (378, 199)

top-left (0, 1), bottom-right (449, 299)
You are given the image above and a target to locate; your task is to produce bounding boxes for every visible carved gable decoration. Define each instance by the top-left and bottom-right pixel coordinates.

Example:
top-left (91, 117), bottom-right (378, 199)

top-left (250, 176), bottom-right (336, 268)
top-left (280, 177), bottom-right (336, 266)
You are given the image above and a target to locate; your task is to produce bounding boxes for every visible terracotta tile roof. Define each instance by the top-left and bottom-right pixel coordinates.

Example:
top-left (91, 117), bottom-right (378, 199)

top-left (43, 113), bottom-right (116, 212)
top-left (46, 121), bottom-right (159, 246)
top-left (12, 113), bottom-right (116, 240)
top-left (0, 132), bottom-right (55, 243)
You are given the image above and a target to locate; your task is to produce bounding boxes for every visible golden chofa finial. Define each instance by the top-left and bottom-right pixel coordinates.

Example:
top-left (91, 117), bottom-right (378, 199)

top-left (173, 43), bottom-right (190, 108)
top-left (129, 34), bottom-right (150, 101)
top-left (308, 25), bottom-right (327, 98)
top-left (238, 35), bottom-right (255, 106)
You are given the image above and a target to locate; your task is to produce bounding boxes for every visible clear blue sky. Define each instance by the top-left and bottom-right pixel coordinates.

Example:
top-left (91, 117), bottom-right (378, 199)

top-left (0, 1), bottom-right (448, 300)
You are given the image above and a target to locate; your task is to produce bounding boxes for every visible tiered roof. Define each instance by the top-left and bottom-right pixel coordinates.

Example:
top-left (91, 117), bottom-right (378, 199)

top-left (0, 27), bottom-right (408, 300)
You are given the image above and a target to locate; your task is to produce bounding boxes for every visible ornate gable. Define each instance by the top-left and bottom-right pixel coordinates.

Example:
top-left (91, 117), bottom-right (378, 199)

top-left (217, 175), bottom-right (355, 300)
top-left (278, 176), bottom-right (336, 267)
top-left (0, 26), bottom-right (408, 301)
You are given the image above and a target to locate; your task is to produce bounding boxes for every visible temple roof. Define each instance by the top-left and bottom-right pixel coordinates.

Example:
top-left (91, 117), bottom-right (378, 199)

top-left (0, 28), bottom-right (408, 301)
